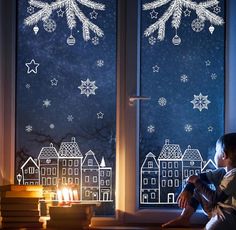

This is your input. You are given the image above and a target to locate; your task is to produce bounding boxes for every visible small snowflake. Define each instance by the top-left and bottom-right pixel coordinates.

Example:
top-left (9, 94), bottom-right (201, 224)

top-left (190, 93), bottom-right (211, 112)
top-left (184, 124), bottom-right (193, 132)
top-left (208, 126), bottom-right (214, 132)
top-left (25, 125), bottom-right (33, 132)
top-left (150, 10), bottom-right (158, 19)
top-left (180, 74), bottom-right (189, 83)
top-left (148, 36), bottom-right (156, 45)
top-left (67, 115), bottom-right (74, 122)
top-left (25, 83), bottom-right (31, 89)
top-left (213, 5), bottom-right (221, 14)
top-left (43, 19), bottom-right (57, 32)
top-left (97, 112), bottom-right (104, 119)
top-left (205, 60), bottom-right (211, 66)
top-left (96, 59), bottom-right (104, 67)
top-left (152, 65), bottom-right (160, 72)
top-left (78, 78), bottom-right (98, 97)
top-left (27, 6), bottom-right (34, 14)
top-left (147, 125), bottom-right (155, 133)
top-left (211, 73), bottom-right (217, 80)
top-left (49, 124), bottom-right (55, 129)
top-left (43, 99), bottom-right (51, 108)
top-left (191, 18), bottom-right (205, 32)
top-left (158, 97), bottom-right (167, 106)
top-left (92, 36), bottom-right (99, 45)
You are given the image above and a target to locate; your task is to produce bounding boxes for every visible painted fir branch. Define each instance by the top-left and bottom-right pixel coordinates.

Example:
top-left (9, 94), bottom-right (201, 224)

top-left (24, 0), bottom-right (105, 41)
top-left (143, 0), bottom-right (224, 41)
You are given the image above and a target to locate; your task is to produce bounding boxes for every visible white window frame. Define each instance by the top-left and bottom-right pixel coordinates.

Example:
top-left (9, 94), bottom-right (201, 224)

top-left (0, 0), bottom-right (236, 226)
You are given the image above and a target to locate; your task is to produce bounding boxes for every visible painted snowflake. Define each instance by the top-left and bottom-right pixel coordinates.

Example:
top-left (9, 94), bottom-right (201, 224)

top-left (213, 5), bottom-right (221, 14)
top-left (78, 78), bottom-right (98, 97)
top-left (148, 36), bottom-right (156, 45)
top-left (191, 18), bottom-right (205, 32)
top-left (25, 83), bottom-right (31, 89)
top-left (96, 59), bottom-right (104, 67)
top-left (67, 115), bottom-right (74, 122)
top-left (49, 123), bottom-right (55, 129)
top-left (92, 36), bottom-right (99, 45)
top-left (205, 60), bottom-right (211, 66)
top-left (190, 93), bottom-right (211, 112)
top-left (180, 74), bottom-right (189, 83)
top-left (211, 73), bottom-right (217, 80)
top-left (152, 65), bottom-right (160, 73)
top-left (208, 126), bottom-right (214, 132)
top-left (184, 124), bottom-right (193, 132)
top-left (97, 112), bottom-right (104, 119)
top-left (158, 97), bottom-right (167, 106)
top-left (25, 125), bottom-right (33, 132)
top-left (43, 99), bottom-right (51, 108)
top-left (147, 125), bottom-right (155, 133)
top-left (43, 19), bottom-right (57, 32)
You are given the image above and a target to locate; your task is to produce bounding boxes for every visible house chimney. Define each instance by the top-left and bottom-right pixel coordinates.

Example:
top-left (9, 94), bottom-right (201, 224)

top-left (165, 139), bottom-right (169, 145)
top-left (188, 145), bottom-right (191, 149)
top-left (72, 137), bottom-right (75, 142)
top-left (50, 143), bottom-right (53, 147)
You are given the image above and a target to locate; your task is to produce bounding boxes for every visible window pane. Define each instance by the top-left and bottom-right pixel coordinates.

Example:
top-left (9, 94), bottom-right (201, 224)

top-left (16, 0), bottom-right (116, 216)
top-left (140, 0), bottom-right (225, 208)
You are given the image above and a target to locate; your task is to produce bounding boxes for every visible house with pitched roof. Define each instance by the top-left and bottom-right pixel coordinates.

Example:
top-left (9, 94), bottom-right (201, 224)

top-left (140, 152), bottom-right (159, 204)
top-left (158, 139), bottom-right (182, 204)
top-left (99, 157), bottom-right (112, 201)
top-left (182, 145), bottom-right (203, 186)
top-left (38, 143), bottom-right (59, 186)
top-left (21, 156), bottom-right (39, 185)
top-left (82, 150), bottom-right (100, 200)
top-left (58, 137), bottom-right (83, 186)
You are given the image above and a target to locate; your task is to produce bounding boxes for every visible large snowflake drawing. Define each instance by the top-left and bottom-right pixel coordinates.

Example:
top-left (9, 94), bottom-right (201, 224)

top-left (190, 93), bottom-right (211, 112)
top-left (78, 78), bottom-right (98, 97)
top-left (143, 0), bottom-right (224, 43)
top-left (24, 0), bottom-right (105, 42)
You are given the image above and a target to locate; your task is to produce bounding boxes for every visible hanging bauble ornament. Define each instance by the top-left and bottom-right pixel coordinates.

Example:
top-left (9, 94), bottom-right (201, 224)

top-left (67, 35), bottom-right (76, 46)
top-left (172, 34), bottom-right (181, 46)
top-left (209, 25), bottom-right (215, 34)
top-left (33, 25), bottom-right (39, 35)
top-left (191, 18), bottom-right (204, 32)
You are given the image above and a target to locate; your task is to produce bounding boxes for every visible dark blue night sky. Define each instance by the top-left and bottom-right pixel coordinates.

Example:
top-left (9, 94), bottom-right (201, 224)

top-left (16, 0), bottom-right (116, 215)
top-left (140, 0), bottom-right (225, 207)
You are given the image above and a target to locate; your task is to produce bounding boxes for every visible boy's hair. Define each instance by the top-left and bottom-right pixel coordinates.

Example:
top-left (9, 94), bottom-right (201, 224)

top-left (217, 133), bottom-right (236, 165)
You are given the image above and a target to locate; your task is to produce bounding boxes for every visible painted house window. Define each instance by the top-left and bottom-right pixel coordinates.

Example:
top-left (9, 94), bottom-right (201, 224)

top-left (100, 171), bottom-right (104, 177)
top-left (143, 178), bottom-right (148, 185)
top-left (28, 167), bottom-right (34, 174)
top-left (148, 161), bottom-right (153, 168)
top-left (151, 178), bottom-right (156, 185)
top-left (151, 192), bottom-right (155, 199)
top-left (41, 168), bottom-right (45, 175)
top-left (93, 176), bottom-right (98, 183)
top-left (16, 0), bottom-right (116, 216)
top-left (101, 180), bottom-right (104, 185)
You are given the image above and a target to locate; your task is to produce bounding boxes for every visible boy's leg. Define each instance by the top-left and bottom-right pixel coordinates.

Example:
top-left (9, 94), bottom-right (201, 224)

top-left (162, 190), bottom-right (209, 228)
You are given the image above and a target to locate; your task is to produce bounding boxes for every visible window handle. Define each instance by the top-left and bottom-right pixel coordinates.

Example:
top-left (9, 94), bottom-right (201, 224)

top-left (129, 96), bottom-right (151, 106)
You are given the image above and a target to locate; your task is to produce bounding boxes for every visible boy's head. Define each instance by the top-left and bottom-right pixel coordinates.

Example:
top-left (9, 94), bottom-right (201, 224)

top-left (215, 133), bottom-right (236, 168)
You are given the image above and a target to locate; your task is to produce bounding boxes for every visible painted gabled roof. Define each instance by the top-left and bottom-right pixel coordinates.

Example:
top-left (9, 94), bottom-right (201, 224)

top-left (58, 137), bottom-right (83, 158)
top-left (141, 152), bottom-right (159, 170)
top-left (82, 150), bottom-right (99, 167)
top-left (158, 139), bottom-right (182, 160)
top-left (201, 159), bottom-right (217, 172)
top-left (38, 143), bottom-right (59, 159)
top-left (21, 156), bottom-right (39, 169)
top-left (182, 145), bottom-right (203, 161)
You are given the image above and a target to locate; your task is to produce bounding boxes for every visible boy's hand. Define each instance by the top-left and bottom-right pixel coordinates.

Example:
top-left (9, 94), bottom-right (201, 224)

top-left (187, 175), bottom-right (199, 184)
top-left (177, 190), bottom-right (192, 209)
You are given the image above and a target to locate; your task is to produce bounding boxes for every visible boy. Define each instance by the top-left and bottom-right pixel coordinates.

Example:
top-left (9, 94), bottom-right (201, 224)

top-left (162, 133), bottom-right (236, 229)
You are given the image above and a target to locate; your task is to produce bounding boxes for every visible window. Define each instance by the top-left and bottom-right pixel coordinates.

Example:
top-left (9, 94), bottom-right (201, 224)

top-left (85, 176), bottom-right (89, 183)
top-left (101, 180), bottom-right (104, 185)
top-left (93, 176), bottom-right (98, 183)
top-left (151, 178), bottom-right (156, 185)
top-left (52, 167), bottom-right (56, 175)
top-left (62, 168), bottom-right (66, 175)
top-left (63, 160), bottom-right (66, 167)
top-left (168, 162), bottom-right (173, 169)
top-left (88, 159), bottom-right (93, 166)
top-left (68, 168), bottom-right (73, 175)
top-left (106, 180), bottom-right (110, 186)
top-left (28, 167), bottom-right (34, 174)
top-left (100, 171), bottom-right (104, 177)
top-left (74, 168), bottom-right (78, 175)
top-left (148, 161), bottom-right (153, 168)
top-left (174, 170), bottom-right (179, 177)
top-left (1, 0), bottom-right (236, 225)
top-left (174, 162), bottom-right (178, 168)
top-left (74, 160), bottom-right (79, 167)
top-left (143, 178), bottom-right (148, 185)
top-left (41, 168), bottom-right (45, 175)
top-left (106, 171), bottom-right (110, 176)
top-left (47, 168), bottom-right (51, 176)
top-left (161, 180), bottom-right (166, 187)
top-left (162, 162), bottom-right (167, 169)
top-left (151, 192), bottom-right (155, 199)
top-left (68, 160), bottom-right (73, 167)
top-left (162, 170), bottom-right (166, 177)
top-left (168, 171), bottom-right (172, 177)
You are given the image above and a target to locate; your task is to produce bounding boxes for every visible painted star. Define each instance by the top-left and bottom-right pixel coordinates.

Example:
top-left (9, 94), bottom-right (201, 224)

top-left (205, 60), bottom-right (211, 66)
top-left (51, 78), bottom-right (58, 86)
top-left (57, 9), bottom-right (64, 17)
top-left (90, 10), bottom-right (98, 19)
top-left (183, 9), bottom-right (191, 17)
top-left (190, 93), bottom-right (211, 112)
top-left (152, 65), bottom-right (160, 72)
top-left (25, 59), bottom-right (40, 74)
top-left (97, 112), bottom-right (104, 119)
top-left (150, 10), bottom-right (158, 19)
